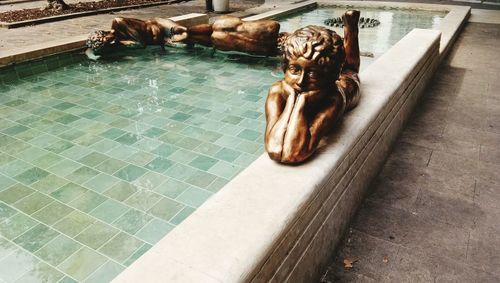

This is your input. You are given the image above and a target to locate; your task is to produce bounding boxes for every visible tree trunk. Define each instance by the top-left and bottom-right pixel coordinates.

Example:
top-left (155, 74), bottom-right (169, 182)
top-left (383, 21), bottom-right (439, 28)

top-left (46, 0), bottom-right (69, 11)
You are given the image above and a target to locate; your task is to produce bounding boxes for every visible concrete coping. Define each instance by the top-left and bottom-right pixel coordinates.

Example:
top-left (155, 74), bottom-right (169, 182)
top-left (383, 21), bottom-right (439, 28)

top-left (0, 13), bottom-right (208, 67)
top-left (113, 28), bottom-right (442, 283)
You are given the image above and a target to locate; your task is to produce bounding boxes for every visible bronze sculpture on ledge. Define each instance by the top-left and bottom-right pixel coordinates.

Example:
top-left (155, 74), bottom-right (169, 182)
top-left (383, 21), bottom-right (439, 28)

top-left (265, 10), bottom-right (361, 164)
top-left (174, 15), bottom-right (286, 56)
top-left (86, 17), bottom-right (188, 57)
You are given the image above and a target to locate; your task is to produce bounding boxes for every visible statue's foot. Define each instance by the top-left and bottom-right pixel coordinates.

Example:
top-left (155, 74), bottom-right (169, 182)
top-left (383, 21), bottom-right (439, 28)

top-left (342, 10), bottom-right (360, 30)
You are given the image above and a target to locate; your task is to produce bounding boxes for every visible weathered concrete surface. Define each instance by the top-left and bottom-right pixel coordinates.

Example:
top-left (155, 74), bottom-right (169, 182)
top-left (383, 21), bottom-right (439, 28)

top-left (321, 21), bottom-right (500, 283)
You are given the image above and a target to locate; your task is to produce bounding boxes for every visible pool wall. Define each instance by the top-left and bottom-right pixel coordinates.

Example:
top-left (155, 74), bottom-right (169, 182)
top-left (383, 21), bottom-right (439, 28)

top-left (114, 2), bottom-right (469, 283)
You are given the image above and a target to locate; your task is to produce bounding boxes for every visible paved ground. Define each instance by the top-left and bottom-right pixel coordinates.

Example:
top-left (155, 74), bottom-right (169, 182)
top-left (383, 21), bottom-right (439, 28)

top-left (321, 20), bottom-right (500, 283)
top-left (0, 0), bottom-right (263, 52)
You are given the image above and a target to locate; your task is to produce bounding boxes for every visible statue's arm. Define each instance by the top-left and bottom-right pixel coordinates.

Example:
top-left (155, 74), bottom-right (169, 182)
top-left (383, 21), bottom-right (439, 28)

top-left (265, 81), bottom-right (294, 161)
top-left (281, 93), bottom-right (341, 163)
top-left (111, 17), bottom-right (147, 48)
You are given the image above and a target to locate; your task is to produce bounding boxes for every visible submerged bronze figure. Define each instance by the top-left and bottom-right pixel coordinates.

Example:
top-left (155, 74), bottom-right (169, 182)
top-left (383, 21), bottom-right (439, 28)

top-left (86, 17), bottom-right (188, 55)
top-left (265, 10), bottom-right (361, 164)
top-left (174, 15), bottom-right (287, 56)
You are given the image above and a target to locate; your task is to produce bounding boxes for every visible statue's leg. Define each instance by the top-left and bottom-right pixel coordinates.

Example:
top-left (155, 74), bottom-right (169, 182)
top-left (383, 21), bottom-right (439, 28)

top-left (342, 10), bottom-right (360, 73)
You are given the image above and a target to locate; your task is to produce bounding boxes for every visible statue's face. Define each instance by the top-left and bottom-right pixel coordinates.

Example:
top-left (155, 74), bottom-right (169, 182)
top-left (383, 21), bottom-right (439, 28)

top-left (284, 56), bottom-right (329, 93)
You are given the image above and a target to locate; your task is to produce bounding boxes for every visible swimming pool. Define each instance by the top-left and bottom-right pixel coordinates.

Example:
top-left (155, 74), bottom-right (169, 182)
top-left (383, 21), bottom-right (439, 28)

top-left (0, 6), bottom-right (448, 282)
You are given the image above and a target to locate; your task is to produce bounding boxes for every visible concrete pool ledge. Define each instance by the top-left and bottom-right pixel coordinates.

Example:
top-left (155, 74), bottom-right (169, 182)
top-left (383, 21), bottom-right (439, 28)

top-left (114, 29), bottom-right (442, 283)
top-left (0, 13), bottom-right (208, 67)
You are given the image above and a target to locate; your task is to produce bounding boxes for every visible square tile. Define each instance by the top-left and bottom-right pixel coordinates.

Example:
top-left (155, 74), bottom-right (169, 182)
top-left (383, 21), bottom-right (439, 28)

top-left (15, 261), bottom-right (64, 283)
top-left (13, 223), bottom-right (59, 252)
top-left (34, 234), bottom-right (81, 266)
top-left (99, 232), bottom-right (144, 264)
top-left (103, 181), bottom-right (138, 201)
top-left (145, 157), bottom-right (174, 173)
top-left (58, 247), bottom-right (107, 281)
top-left (65, 166), bottom-right (100, 184)
top-left (78, 152), bottom-right (109, 167)
top-left (89, 199), bottom-right (129, 224)
top-left (184, 170), bottom-right (217, 188)
top-left (94, 158), bottom-right (127, 175)
top-left (215, 147), bottom-right (242, 162)
top-left (83, 260), bottom-right (124, 283)
top-left (14, 167), bottom-right (50, 185)
top-left (32, 201), bottom-right (74, 225)
top-left (189, 155), bottom-right (218, 171)
top-left (31, 152), bottom-right (63, 168)
top-left (135, 218), bottom-right (173, 244)
top-left (13, 191), bottom-right (53, 215)
top-left (114, 165), bottom-right (147, 182)
top-left (148, 198), bottom-right (184, 221)
top-left (123, 243), bottom-right (151, 266)
top-left (124, 190), bottom-right (162, 212)
top-left (0, 213), bottom-right (38, 240)
top-left (0, 183), bottom-right (33, 204)
top-left (69, 190), bottom-right (107, 213)
top-left (75, 221), bottom-right (119, 250)
top-left (31, 174), bottom-right (69, 194)
top-left (51, 183), bottom-right (87, 203)
top-left (0, 249), bottom-right (37, 283)
top-left (0, 202), bottom-right (17, 221)
top-left (170, 206), bottom-right (195, 225)
top-left (47, 159), bottom-right (81, 176)
top-left (53, 211), bottom-right (94, 237)
top-left (176, 187), bottom-right (212, 208)
top-left (112, 209), bottom-right (153, 234)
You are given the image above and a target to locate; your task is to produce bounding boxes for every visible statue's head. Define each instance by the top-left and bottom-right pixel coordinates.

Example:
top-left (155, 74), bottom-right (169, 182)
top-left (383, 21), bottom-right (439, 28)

top-left (282, 25), bottom-right (345, 92)
top-left (86, 30), bottom-right (116, 53)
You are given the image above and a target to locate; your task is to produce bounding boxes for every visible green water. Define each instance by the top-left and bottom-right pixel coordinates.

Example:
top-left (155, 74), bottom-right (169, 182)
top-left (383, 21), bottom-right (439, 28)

top-left (0, 7), bottom-right (446, 282)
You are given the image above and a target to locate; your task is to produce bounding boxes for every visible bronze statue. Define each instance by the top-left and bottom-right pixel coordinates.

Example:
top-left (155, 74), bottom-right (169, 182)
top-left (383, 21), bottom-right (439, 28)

top-left (265, 10), bottom-right (361, 164)
top-left (174, 15), bottom-right (287, 56)
top-left (86, 17), bottom-right (188, 55)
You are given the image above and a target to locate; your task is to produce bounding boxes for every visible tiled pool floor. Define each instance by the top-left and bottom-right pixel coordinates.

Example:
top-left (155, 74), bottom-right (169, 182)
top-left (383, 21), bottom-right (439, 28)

top-left (0, 48), bottom-right (279, 282)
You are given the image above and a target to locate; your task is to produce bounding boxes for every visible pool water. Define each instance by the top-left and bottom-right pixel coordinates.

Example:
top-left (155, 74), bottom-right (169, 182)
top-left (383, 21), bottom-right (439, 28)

top-left (279, 7), bottom-right (446, 66)
top-left (0, 48), bottom-right (279, 282)
top-left (0, 7), bottom-right (446, 282)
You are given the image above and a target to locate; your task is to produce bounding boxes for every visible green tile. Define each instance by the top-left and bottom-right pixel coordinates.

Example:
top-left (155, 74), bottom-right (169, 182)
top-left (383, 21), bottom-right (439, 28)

top-left (170, 112), bottom-right (191, 122)
top-left (0, 173), bottom-right (15, 190)
top-left (208, 161), bottom-right (242, 180)
top-left (112, 208), bottom-right (152, 234)
top-left (31, 174), bottom-right (69, 194)
top-left (60, 145), bottom-right (93, 160)
top-left (58, 128), bottom-right (85, 141)
top-left (13, 223), bottom-right (59, 252)
top-left (193, 142), bottom-right (222, 156)
top-left (89, 199), bottom-right (128, 224)
top-left (100, 128), bottom-right (126, 140)
top-left (145, 157), bottom-right (174, 173)
top-left (107, 145), bottom-right (138, 160)
top-left (115, 133), bottom-right (140, 145)
top-left (84, 173), bottom-right (121, 194)
top-left (0, 249), bottom-right (36, 283)
top-left (124, 190), bottom-right (162, 212)
top-left (176, 187), bottom-right (212, 208)
top-left (123, 243), bottom-right (151, 266)
top-left (215, 147), bottom-right (242, 162)
top-left (126, 151), bottom-right (155, 166)
top-left (170, 206), bottom-right (196, 225)
top-left (164, 163), bottom-right (198, 181)
top-left (0, 213), bottom-right (37, 240)
top-left (31, 152), bottom-right (63, 168)
top-left (34, 234), bottom-right (81, 266)
top-left (32, 201), bottom-right (74, 225)
top-left (66, 166), bottom-right (100, 184)
top-left (14, 167), bottom-right (50, 185)
top-left (176, 137), bottom-right (202, 150)
top-left (206, 177), bottom-right (229, 193)
top-left (75, 221), bottom-right (119, 250)
top-left (58, 247), bottom-right (107, 281)
top-left (0, 183), bottom-right (33, 204)
top-left (0, 202), bottom-right (17, 222)
top-left (114, 165), bottom-right (147, 182)
top-left (153, 178), bottom-right (189, 198)
top-left (221, 115), bottom-right (243, 125)
top-left (51, 183), bottom-right (87, 203)
top-left (53, 102), bottom-right (76, 110)
top-left (53, 211), bottom-right (94, 237)
top-left (158, 132), bottom-right (184, 144)
top-left (69, 190), bottom-right (107, 213)
top-left (55, 114), bottom-right (80, 124)
top-left (94, 158), bottom-right (127, 175)
top-left (148, 198), bottom-right (184, 221)
top-left (47, 159), bottom-right (81, 176)
top-left (152, 144), bottom-right (178, 158)
top-left (189, 155), bottom-right (218, 171)
top-left (103, 181), bottom-right (138, 202)
top-left (0, 153), bottom-right (16, 167)
top-left (237, 129), bottom-right (261, 141)
top-left (83, 260), bottom-right (124, 283)
top-left (184, 170), bottom-right (217, 188)
top-left (135, 218), bottom-right (173, 244)
top-left (134, 171), bottom-right (167, 190)
top-left (29, 134), bottom-right (59, 148)
top-left (78, 152), bottom-right (109, 167)
top-left (99, 232), bottom-right (144, 264)
top-left (13, 191), bottom-right (53, 215)
top-left (59, 276), bottom-right (78, 283)
top-left (74, 134), bottom-right (102, 147)
top-left (2, 125), bottom-right (29, 135)
top-left (15, 261), bottom-right (64, 283)
top-left (143, 127), bottom-right (166, 138)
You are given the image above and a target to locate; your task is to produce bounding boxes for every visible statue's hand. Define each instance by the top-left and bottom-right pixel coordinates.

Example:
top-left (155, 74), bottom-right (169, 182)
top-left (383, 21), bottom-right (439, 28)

top-left (170, 26), bottom-right (188, 42)
top-left (298, 89), bottom-right (323, 105)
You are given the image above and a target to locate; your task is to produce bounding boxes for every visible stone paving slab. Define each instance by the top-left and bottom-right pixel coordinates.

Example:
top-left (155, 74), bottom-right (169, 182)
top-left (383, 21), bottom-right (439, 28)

top-left (320, 21), bottom-right (500, 283)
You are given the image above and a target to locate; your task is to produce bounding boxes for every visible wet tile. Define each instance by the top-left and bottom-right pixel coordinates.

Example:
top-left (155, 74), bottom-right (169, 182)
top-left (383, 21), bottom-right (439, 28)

top-left (13, 191), bottom-right (53, 215)
top-left (145, 157), bottom-right (174, 173)
top-left (99, 232), bottom-right (144, 264)
top-left (112, 209), bottom-right (153, 234)
top-left (58, 247), bottom-right (107, 281)
top-left (34, 234), bottom-right (81, 266)
top-left (53, 211), bottom-right (94, 237)
top-left (133, 171), bottom-right (167, 190)
top-left (0, 183), bottom-right (33, 204)
top-left (0, 213), bottom-right (38, 240)
top-left (83, 260), bottom-right (124, 283)
top-left (0, 249), bottom-right (37, 282)
top-left (152, 143), bottom-right (178, 158)
top-left (14, 167), bottom-right (50, 185)
top-left (75, 221), bottom-right (119, 250)
top-left (69, 190), bottom-right (108, 213)
top-left (114, 165), bottom-right (147, 182)
top-left (126, 151), bottom-right (156, 167)
top-left (50, 183), bottom-right (87, 203)
top-left (89, 199), bottom-right (129, 224)
top-left (176, 187), bottom-right (212, 208)
top-left (153, 177), bottom-right (189, 198)
top-left (103, 181), bottom-right (138, 202)
top-left (15, 261), bottom-right (64, 283)
top-left (135, 218), bottom-right (174, 244)
top-left (13, 223), bottom-right (59, 252)
top-left (148, 198), bottom-right (184, 221)
top-left (32, 201), bottom-right (73, 225)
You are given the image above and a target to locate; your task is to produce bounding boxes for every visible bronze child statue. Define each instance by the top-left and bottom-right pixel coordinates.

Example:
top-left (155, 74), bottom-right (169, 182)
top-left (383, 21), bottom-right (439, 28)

top-left (265, 10), bottom-right (361, 164)
top-left (86, 17), bottom-right (188, 57)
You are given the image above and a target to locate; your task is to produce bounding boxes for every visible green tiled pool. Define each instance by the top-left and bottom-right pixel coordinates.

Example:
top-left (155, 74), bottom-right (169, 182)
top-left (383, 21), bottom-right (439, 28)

top-left (0, 48), bottom-right (278, 282)
top-left (0, 7), bottom-right (448, 282)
